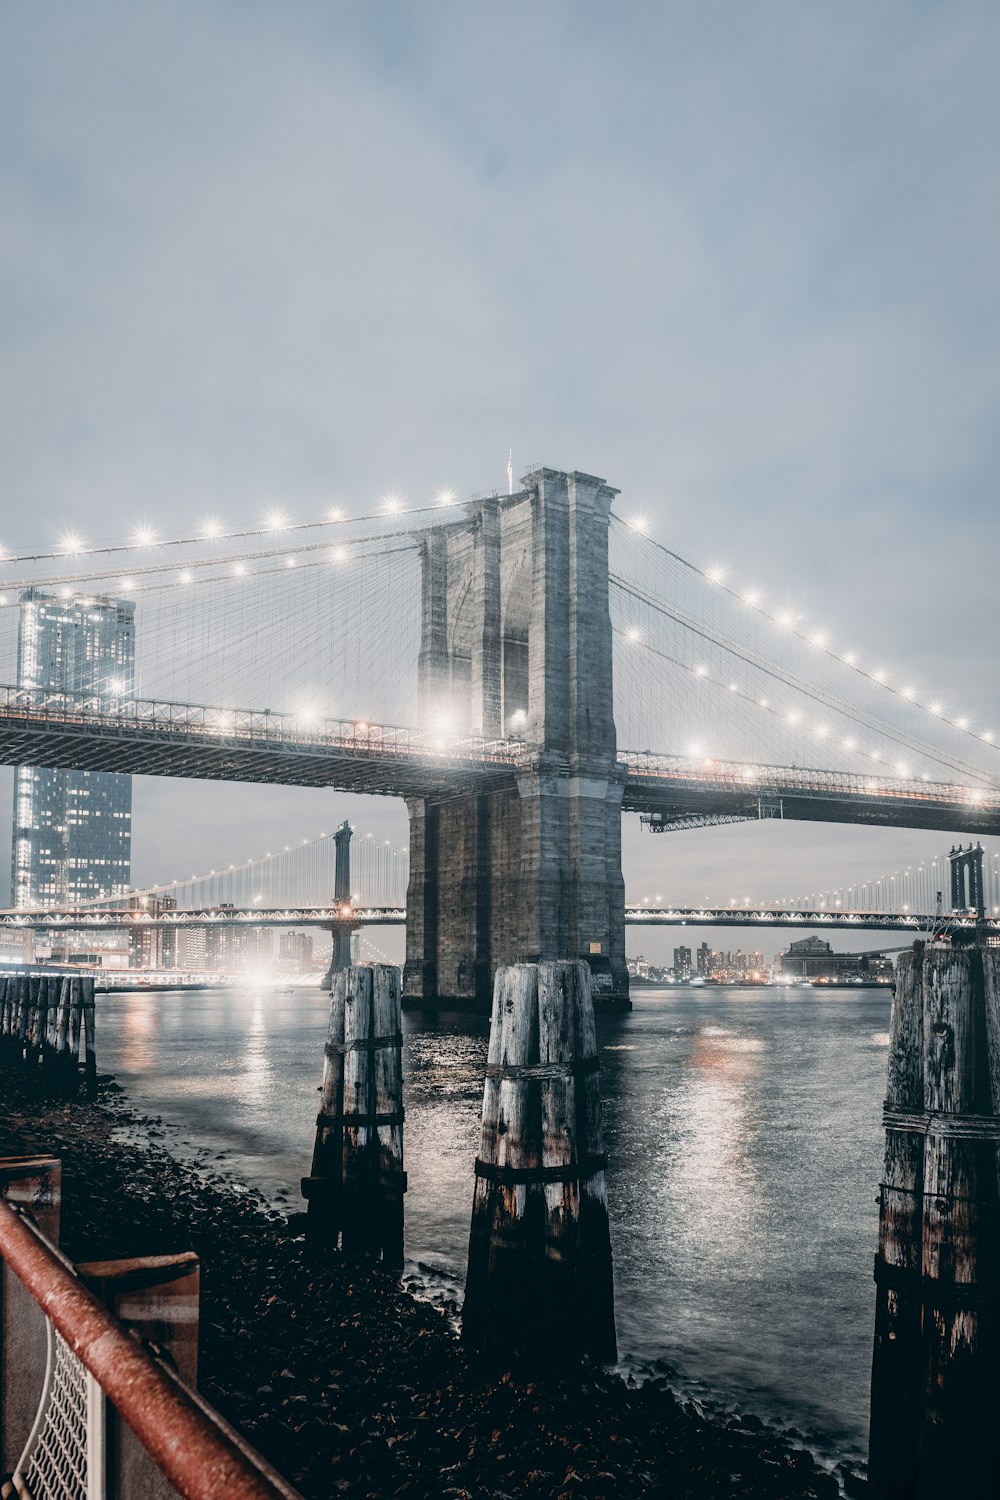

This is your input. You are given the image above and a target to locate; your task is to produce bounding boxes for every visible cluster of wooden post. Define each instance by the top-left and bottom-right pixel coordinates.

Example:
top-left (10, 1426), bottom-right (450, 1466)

top-left (870, 942), bottom-right (1000, 1498)
top-left (302, 964), bottom-right (406, 1268)
top-left (462, 960), bottom-right (617, 1363)
top-left (0, 974), bottom-right (96, 1098)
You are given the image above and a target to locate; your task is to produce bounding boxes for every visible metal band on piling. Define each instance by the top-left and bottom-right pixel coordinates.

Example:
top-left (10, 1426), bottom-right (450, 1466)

top-left (473, 1154), bottom-right (608, 1186)
top-left (883, 1106), bottom-right (1000, 1141)
top-left (315, 1110), bottom-right (405, 1127)
top-left (483, 1056), bottom-right (600, 1081)
top-left (324, 1034), bottom-right (403, 1057)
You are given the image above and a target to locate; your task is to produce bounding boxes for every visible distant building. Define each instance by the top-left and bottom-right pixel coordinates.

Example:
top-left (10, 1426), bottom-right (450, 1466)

top-left (279, 931), bottom-right (314, 969)
top-left (11, 589), bottom-right (135, 907)
top-left (204, 912), bottom-right (273, 971)
top-left (672, 945), bottom-right (692, 980)
top-left (128, 896), bottom-right (178, 970)
top-left (696, 942), bottom-right (712, 977)
top-left (775, 936), bottom-right (893, 984)
top-left (176, 927), bottom-right (207, 971)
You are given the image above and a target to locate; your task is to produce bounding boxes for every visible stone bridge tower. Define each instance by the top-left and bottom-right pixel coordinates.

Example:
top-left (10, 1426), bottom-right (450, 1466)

top-left (403, 467), bottom-right (629, 1010)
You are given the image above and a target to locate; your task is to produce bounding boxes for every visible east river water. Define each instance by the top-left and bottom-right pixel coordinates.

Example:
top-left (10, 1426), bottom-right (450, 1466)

top-left (96, 983), bottom-right (891, 1466)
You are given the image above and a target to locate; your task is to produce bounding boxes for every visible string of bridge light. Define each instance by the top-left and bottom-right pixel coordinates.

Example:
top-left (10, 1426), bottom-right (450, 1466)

top-left (775, 847), bottom-right (1000, 914)
top-left (92, 827), bottom-right (409, 908)
top-left (614, 514), bottom-right (997, 754)
top-left (613, 623), bottom-right (941, 782)
top-left (610, 575), bottom-right (992, 787)
top-left (0, 489), bottom-right (478, 569)
top-left (0, 525), bottom-right (423, 603)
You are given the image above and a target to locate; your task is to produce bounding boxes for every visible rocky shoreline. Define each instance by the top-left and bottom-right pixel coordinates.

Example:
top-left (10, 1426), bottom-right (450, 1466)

top-left (0, 1074), bottom-right (861, 1499)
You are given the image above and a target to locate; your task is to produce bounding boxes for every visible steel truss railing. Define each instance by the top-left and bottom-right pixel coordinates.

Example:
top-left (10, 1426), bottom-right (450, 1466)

top-left (0, 686), bottom-right (518, 764)
top-left (0, 906), bottom-right (407, 930)
top-left (623, 906), bottom-right (1000, 933)
top-left (4, 905), bottom-right (994, 937)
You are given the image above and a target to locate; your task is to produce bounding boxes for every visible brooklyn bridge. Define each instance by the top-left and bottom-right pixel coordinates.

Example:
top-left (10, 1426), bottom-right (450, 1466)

top-left (1, 465), bottom-right (997, 1006)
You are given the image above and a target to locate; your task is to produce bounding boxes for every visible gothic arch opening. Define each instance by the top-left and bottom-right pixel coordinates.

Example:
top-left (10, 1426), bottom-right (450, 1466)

top-left (501, 554), bottom-right (532, 734)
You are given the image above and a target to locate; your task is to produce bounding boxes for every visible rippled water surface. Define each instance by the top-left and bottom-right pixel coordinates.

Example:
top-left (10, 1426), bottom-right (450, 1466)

top-left (96, 983), bottom-right (891, 1462)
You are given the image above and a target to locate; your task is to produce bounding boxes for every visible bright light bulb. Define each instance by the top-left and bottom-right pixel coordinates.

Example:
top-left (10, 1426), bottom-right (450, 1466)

top-left (329, 546), bottom-right (347, 564)
top-left (232, 562), bottom-right (246, 578)
top-left (758, 697), bottom-right (769, 709)
top-left (131, 525), bottom-right (157, 547)
top-left (628, 514), bottom-right (650, 535)
top-left (285, 556), bottom-right (297, 568)
top-left (983, 730), bottom-right (994, 743)
top-left (842, 651), bottom-right (856, 666)
top-left (777, 610), bottom-right (795, 628)
top-left (706, 565), bottom-right (725, 584)
top-left (200, 518), bottom-right (223, 538)
top-left (383, 494), bottom-right (402, 515)
top-left (265, 509), bottom-right (289, 531)
top-left (57, 584), bottom-right (72, 600)
top-left (327, 506), bottom-right (344, 522)
top-left (872, 668), bottom-right (887, 683)
top-left (436, 489), bottom-right (456, 506)
top-left (743, 589), bottom-right (761, 607)
top-left (843, 737), bottom-right (856, 750)
top-left (786, 710), bottom-right (801, 725)
top-left (626, 627), bottom-right (641, 643)
top-left (179, 569), bottom-right (193, 584)
top-left (815, 725), bottom-right (829, 739)
top-left (120, 577), bottom-right (135, 593)
top-left (810, 630), bottom-right (828, 648)
top-left (58, 531), bottom-right (85, 555)
top-left (728, 682), bottom-right (738, 693)
top-left (687, 740), bottom-right (703, 757)
top-left (694, 664), bottom-right (708, 678)
top-left (929, 701), bottom-right (942, 715)
top-left (956, 716), bottom-right (970, 729)
top-left (901, 685), bottom-right (915, 700)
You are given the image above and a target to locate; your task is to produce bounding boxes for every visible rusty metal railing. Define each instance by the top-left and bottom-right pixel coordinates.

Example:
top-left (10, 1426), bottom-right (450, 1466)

top-left (0, 1185), bottom-right (302, 1500)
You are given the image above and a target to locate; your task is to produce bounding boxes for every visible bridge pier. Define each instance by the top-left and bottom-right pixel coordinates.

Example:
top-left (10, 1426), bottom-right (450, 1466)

top-left (402, 467), bottom-right (630, 1013)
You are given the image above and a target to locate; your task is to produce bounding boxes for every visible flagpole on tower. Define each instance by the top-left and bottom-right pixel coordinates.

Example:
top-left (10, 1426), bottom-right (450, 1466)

top-left (507, 449), bottom-right (513, 496)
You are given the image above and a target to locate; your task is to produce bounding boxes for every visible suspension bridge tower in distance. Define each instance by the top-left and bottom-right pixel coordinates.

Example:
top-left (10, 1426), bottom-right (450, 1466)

top-left (404, 466), bottom-right (629, 1011)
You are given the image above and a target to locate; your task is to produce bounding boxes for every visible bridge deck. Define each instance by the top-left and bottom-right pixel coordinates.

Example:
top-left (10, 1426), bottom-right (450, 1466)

top-left (0, 690), bottom-right (998, 835)
top-left (2, 904), bottom-right (995, 936)
top-left (620, 753), bottom-right (1000, 835)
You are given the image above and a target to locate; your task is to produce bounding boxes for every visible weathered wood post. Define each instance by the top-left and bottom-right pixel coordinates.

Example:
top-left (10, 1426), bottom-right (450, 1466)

top-left (302, 965), bottom-right (405, 1268)
top-left (0, 978), bottom-right (11, 1062)
top-left (462, 960), bottom-right (616, 1363)
top-left (870, 945), bottom-right (925, 1496)
top-left (82, 975), bottom-right (97, 1098)
top-left (869, 943), bottom-right (1000, 1497)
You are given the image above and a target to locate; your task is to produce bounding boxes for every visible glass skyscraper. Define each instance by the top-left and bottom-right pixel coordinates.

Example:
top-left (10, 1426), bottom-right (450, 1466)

top-left (11, 589), bottom-right (135, 908)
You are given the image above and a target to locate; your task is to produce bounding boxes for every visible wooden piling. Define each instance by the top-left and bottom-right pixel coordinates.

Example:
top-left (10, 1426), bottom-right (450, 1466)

top-left (0, 978), bottom-right (11, 1062)
top-left (0, 971), bottom-right (94, 1096)
top-left (869, 943), bottom-right (1000, 1498)
top-left (82, 975), bottom-right (97, 1098)
top-left (870, 946), bottom-right (926, 1496)
top-left (302, 964), bottom-right (405, 1267)
top-left (462, 960), bottom-right (616, 1364)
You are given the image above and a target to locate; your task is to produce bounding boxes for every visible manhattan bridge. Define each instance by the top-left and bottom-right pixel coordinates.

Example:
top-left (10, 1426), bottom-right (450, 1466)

top-left (0, 465), bottom-right (997, 1007)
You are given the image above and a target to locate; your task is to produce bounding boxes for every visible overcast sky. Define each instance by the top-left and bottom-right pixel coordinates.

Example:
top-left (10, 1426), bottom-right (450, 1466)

top-left (1, 2), bottom-right (997, 961)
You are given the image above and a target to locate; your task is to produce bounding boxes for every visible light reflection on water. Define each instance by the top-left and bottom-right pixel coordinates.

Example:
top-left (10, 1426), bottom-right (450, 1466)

top-left (97, 983), bottom-right (891, 1462)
